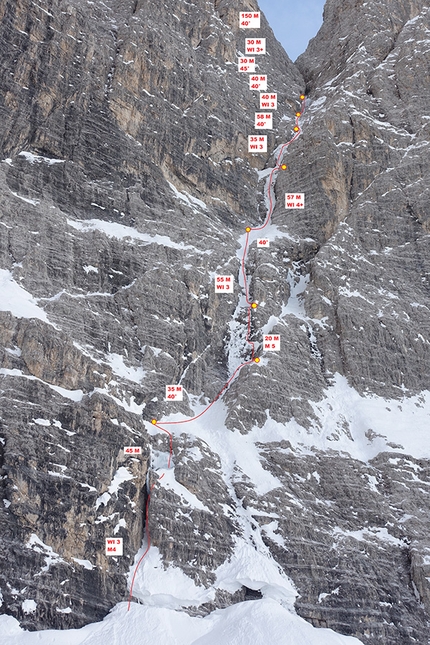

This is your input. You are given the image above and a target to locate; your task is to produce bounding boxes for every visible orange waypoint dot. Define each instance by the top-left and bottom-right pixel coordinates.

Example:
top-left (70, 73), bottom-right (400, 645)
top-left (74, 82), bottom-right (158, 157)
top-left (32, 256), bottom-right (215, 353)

top-left (254, 357), bottom-right (261, 363)
top-left (251, 302), bottom-right (258, 309)
top-left (281, 164), bottom-right (287, 170)
top-left (151, 419), bottom-right (157, 425)
top-left (300, 94), bottom-right (305, 100)
top-left (295, 112), bottom-right (301, 117)
top-left (294, 126), bottom-right (300, 132)
top-left (245, 226), bottom-right (251, 232)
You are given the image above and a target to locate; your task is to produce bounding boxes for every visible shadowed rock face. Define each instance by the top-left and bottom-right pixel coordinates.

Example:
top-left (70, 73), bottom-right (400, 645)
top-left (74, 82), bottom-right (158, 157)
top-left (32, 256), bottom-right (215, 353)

top-left (0, 0), bottom-right (303, 630)
top-left (294, 0), bottom-right (430, 401)
top-left (0, 0), bottom-right (429, 642)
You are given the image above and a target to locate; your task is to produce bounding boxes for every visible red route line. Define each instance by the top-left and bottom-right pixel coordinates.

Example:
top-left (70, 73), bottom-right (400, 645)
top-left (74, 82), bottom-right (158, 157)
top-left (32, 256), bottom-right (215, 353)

top-left (127, 97), bottom-right (306, 609)
top-left (127, 478), bottom-right (158, 611)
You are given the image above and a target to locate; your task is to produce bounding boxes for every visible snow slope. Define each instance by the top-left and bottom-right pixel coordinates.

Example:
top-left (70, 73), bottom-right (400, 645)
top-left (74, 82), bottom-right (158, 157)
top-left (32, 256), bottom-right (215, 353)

top-left (0, 600), bottom-right (363, 645)
top-left (0, 269), bottom-right (51, 324)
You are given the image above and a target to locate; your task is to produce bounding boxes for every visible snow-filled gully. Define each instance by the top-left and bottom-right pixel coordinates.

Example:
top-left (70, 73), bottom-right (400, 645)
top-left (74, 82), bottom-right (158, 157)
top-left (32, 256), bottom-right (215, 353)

top-left (127, 99), bottom-right (307, 607)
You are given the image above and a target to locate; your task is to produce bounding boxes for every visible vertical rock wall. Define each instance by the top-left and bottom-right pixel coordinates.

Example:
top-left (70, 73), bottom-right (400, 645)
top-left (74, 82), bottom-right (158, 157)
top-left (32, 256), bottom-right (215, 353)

top-left (0, 0), bottom-right (429, 642)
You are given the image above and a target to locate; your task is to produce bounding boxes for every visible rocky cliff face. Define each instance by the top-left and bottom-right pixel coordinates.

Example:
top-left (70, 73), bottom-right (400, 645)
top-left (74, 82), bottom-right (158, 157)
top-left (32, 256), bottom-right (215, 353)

top-left (0, 0), bottom-right (429, 643)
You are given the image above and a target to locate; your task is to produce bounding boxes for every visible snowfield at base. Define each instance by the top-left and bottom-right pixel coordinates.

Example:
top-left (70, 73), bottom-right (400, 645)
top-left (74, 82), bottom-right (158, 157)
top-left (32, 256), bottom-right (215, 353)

top-left (0, 600), bottom-right (363, 645)
top-left (130, 546), bottom-right (215, 608)
top-left (1, 372), bottom-right (425, 644)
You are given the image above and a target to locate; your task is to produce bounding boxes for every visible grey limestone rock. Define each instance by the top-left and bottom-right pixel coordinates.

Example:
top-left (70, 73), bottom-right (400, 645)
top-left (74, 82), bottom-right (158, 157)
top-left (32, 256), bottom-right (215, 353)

top-left (0, 0), bottom-right (429, 642)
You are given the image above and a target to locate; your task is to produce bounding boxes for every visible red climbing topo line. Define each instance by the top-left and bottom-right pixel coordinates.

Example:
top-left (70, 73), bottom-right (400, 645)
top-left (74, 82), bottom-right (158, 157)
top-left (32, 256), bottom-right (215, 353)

top-left (127, 480), bottom-right (155, 611)
top-left (127, 96), bottom-right (306, 608)
top-left (240, 98), bottom-right (305, 320)
top-left (160, 358), bottom-right (256, 427)
top-left (158, 426), bottom-right (173, 467)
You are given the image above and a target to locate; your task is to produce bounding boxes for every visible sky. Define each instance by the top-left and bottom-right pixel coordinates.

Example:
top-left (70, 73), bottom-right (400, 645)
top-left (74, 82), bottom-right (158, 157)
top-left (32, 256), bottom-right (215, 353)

top-left (258, 0), bottom-right (326, 61)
